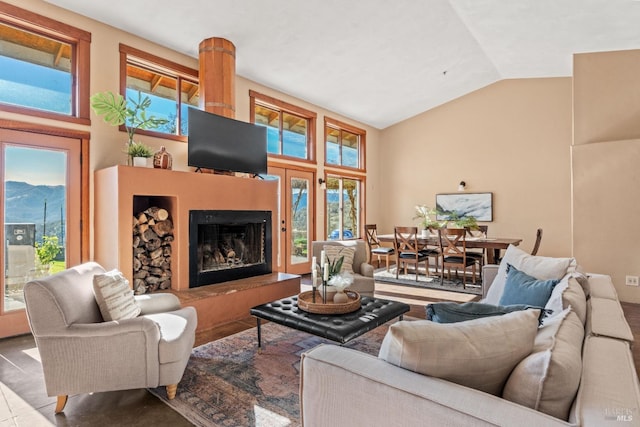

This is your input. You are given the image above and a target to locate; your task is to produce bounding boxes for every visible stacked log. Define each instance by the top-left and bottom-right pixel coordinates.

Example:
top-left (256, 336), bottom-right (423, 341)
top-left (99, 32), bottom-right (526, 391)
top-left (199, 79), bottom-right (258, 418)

top-left (132, 207), bottom-right (173, 294)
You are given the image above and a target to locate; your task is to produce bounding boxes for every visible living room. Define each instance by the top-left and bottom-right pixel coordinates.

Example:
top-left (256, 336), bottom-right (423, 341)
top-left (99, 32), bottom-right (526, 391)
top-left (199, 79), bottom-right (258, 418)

top-left (1, 0), bottom-right (640, 425)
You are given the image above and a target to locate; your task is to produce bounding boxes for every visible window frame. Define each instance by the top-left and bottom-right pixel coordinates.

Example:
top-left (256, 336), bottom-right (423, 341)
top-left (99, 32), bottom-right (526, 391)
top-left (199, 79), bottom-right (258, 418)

top-left (119, 44), bottom-right (199, 143)
top-left (324, 117), bottom-right (366, 172)
top-left (249, 90), bottom-right (317, 163)
top-left (0, 2), bottom-right (91, 125)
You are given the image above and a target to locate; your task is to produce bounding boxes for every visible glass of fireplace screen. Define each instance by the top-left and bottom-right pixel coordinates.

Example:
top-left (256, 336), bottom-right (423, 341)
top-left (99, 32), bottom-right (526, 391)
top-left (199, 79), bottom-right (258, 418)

top-left (197, 222), bottom-right (265, 272)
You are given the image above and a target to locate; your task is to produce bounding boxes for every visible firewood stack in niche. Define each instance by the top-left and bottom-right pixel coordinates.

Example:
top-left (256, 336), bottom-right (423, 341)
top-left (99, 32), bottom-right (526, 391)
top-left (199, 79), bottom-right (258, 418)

top-left (132, 206), bottom-right (173, 294)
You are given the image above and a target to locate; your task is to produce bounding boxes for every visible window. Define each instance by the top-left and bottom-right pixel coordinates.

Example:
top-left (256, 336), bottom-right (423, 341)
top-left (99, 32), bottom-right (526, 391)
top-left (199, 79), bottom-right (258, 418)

top-left (325, 175), bottom-right (363, 240)
top-left (250, 90), bottom-right (316, 161)
top-left (0, 3), bottom-right (91, 124)
top-left (120, 44), bottom-right (199, 141)
top-left (325, 118), bottom-right (366, 170)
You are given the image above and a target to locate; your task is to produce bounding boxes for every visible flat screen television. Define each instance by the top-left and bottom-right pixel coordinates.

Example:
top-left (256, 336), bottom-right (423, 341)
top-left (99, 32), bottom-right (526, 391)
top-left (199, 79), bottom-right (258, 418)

top-left (187, 107), bottom-right (268, 175)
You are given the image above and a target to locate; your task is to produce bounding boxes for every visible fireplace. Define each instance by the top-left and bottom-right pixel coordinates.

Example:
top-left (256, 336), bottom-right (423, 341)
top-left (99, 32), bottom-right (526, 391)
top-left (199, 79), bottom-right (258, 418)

top-left (189, 210), bottom-right (272, 287)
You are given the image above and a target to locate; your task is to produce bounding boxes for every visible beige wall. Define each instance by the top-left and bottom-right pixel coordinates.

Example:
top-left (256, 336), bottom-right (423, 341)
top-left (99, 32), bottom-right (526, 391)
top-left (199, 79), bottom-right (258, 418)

top-left (573, 49), bottom-right (640, 303)
top-left (379, 78), bottom-right (573, 258)
top-left (1, 0), bottom-right (381, 256)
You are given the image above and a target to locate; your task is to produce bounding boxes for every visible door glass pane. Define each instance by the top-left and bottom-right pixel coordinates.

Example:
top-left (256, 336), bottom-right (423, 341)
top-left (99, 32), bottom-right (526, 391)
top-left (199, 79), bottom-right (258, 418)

top-left (290, 177), bottom-right (309, 264)
top-left (342, 178), bottom-right (360, 239)
top-left (3, 145), bottom-right (67, 312)
top-left (326, 177), bottom-right (341, 239)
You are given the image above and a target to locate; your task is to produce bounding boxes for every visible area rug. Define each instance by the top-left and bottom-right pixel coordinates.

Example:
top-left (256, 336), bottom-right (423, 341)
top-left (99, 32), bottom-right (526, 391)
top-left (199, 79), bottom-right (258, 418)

top-left (374, 266), bottom-right (482, 296)
top-left (148, 321), bottom-right (391, 426)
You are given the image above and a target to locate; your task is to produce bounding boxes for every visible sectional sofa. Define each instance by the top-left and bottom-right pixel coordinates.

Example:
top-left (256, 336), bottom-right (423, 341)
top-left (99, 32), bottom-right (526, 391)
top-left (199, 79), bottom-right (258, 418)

top-left (300, 246), bottom-right (640, 426)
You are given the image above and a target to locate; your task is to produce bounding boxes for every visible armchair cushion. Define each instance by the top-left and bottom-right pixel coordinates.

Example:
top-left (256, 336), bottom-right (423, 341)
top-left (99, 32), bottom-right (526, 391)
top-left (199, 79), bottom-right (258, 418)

top-left (93, 269), bottom-right (141, 321)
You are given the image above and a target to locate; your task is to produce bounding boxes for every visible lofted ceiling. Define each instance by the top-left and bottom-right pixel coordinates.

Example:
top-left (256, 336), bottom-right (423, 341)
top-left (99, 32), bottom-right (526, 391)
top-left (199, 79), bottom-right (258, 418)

top-left (44, 0), bottom-right (640, 129)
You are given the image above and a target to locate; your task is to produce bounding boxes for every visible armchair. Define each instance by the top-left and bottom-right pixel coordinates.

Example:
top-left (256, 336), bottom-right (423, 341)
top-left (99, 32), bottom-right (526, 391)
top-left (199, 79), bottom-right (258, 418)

top-left (23, 262), bottom-right (197, 413)
top-left (311, 240), bottom-right (375, 296)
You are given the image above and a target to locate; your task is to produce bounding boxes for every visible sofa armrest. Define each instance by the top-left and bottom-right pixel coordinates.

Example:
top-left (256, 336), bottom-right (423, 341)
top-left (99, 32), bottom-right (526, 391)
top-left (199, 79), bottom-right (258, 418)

top-left (482, 264), bottom-right (500, 299)
top-left (135, 292), bottom-right (181, 315)
top-left (360, 262), bottom-right (374, 277)
top-left (301, 344), bottom-right (569, 427)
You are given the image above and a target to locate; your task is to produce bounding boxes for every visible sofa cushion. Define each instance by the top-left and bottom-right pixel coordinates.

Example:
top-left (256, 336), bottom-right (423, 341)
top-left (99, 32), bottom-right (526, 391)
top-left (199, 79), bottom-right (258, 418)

top-left (484, 245), bottom-right (574, 305)
top-left (324, 245), bottom-right (355, 274)
top-left (426, 301), bottom-right (537, 324)
top-left (499, 265), bottom-right (560, 308)
top-left (503, 310), bottom-right (584, 421)
top-left (93, 269), bottom-right (141, 321)
top-left (587, 297), bottom-right (634, 342)
top-left (378, 309), bottom-right (539, 396)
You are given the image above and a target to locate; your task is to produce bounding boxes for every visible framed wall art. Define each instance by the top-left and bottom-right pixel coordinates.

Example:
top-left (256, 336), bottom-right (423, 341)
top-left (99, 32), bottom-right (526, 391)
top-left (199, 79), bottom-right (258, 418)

top-left (435, 192), bottom-right (493, 222)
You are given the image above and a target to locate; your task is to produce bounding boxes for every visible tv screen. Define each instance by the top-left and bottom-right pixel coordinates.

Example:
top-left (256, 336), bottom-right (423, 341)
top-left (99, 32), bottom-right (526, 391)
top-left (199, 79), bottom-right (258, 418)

top-left (187, 108), bottom-right (268, 175)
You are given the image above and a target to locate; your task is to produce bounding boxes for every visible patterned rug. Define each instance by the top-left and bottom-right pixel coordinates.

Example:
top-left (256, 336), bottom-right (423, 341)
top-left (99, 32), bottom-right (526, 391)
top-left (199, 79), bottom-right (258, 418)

top-left (374, 266), bottom-right (483, 296)
top-left (148, 321), bottom-right (391, 426)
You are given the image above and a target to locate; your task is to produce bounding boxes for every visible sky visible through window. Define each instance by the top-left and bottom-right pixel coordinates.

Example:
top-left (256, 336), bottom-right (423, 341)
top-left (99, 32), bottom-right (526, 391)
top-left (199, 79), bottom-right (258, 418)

top-left (4, 146), bottom-right (66, 186)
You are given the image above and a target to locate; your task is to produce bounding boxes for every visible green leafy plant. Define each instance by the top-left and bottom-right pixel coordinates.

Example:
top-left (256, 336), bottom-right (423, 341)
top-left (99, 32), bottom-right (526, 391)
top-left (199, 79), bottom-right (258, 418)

top-left (90, 91), bottom-right (169, 146)
top-left (126, 141), bottom-right (154, 158)
top-left (438, 210), bottom-right (479, 230)
top-left (35, 235), bottom-right (61, 266)
top-left (328, 255), bottom-right (344, 278)
top-left (413, 205), bottom-right (443, 230)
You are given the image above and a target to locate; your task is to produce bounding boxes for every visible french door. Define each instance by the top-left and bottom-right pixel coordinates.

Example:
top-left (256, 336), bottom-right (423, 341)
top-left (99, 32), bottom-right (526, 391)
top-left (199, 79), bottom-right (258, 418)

top-left (265, 166), bottom-right (315, 275)
top-left (0, 128), bottom-right (83, 337)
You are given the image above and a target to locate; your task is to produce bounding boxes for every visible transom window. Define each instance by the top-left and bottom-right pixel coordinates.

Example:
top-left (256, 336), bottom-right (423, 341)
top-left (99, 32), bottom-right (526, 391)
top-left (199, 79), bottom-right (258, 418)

top-left (250, 90), bottom-right (316, 162)
top-left (0, 4), bottom-right (90, 123)
top-left (325, 118), bottom-right (365, 170)
top-left (120, 44), bottom-right (199, 140)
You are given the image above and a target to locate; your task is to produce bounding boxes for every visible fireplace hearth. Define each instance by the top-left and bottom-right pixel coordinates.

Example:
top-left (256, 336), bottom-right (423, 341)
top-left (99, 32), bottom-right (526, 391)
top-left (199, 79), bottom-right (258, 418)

top-left (189, 210), bottom-right (272, 287)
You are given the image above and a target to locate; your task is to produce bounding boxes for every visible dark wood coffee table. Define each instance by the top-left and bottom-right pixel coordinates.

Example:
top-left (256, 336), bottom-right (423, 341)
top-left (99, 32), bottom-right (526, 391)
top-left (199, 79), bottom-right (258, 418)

top-left (249, 294), bottom-right (410, 348)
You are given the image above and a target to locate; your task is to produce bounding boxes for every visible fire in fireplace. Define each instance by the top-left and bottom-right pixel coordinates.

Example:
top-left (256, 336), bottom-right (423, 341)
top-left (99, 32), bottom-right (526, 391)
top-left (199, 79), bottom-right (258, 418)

top-left (189, 210), bottom-right (272, 287)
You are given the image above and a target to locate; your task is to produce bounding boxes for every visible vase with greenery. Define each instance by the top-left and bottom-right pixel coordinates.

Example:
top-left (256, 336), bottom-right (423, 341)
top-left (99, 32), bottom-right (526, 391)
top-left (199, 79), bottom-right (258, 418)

top-left (413, 205), bottom-right (443, 233)
top-left (90, 91), bottom-right (168, 164)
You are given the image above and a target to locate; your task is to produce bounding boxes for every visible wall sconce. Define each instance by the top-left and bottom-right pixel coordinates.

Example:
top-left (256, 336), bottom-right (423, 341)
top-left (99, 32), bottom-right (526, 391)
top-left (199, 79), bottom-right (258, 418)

top-left (318, 178), bottom-right (326, 189)
top-left (458, 181), bottom-right (466, 191)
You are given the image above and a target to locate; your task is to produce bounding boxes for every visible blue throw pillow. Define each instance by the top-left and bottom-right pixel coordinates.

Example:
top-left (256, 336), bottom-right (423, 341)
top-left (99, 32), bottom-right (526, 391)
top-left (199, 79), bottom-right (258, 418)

top-left (426, 301), bottom-right (539, 324)
top-left (498, 264), bottom-right (560, 308)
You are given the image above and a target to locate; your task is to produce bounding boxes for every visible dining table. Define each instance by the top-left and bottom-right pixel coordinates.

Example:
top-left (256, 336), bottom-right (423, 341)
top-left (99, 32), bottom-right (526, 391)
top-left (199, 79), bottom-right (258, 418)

top-left (376, 233), bottom-right (522, 264)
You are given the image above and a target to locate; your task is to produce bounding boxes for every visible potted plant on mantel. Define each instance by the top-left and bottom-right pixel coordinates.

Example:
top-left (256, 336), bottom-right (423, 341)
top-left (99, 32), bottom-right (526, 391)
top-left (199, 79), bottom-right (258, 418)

top-left (90, 91), bottom-right (168, 166)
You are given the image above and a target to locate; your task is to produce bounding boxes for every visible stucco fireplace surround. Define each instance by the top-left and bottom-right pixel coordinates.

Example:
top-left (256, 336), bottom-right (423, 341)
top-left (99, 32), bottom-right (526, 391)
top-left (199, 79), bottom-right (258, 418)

top-left (94, 165), bottom-right (300, 334)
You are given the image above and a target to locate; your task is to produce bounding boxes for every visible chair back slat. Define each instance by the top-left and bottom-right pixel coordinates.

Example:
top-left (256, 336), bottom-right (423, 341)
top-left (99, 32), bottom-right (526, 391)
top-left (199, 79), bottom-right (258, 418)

top-left (394, 226), bottom-right (420, 253)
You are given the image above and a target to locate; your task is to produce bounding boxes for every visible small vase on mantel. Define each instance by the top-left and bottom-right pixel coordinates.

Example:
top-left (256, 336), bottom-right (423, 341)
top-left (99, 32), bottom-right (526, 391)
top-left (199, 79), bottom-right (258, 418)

top-left (153, 146), bottom-right (172, 170)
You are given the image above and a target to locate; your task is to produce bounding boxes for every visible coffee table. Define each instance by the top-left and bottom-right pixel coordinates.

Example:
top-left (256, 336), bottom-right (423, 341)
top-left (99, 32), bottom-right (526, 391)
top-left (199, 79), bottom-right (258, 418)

top-left (249, 294), bottom-right (410, 348)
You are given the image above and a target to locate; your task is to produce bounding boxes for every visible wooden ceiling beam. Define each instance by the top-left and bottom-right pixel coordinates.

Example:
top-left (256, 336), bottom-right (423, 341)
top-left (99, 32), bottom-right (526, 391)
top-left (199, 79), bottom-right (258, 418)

top-left (150, 74), bottom-right (163, 92)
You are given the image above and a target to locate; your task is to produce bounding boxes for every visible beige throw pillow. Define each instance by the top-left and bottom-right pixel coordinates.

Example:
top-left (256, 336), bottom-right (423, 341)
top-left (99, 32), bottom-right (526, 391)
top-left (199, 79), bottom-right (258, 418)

top-left (502, 310), bottom-right (584, 421)
top-left (484, 245), bottom-right (574, 305)
top-left (378, 310), bottom-right (540, 396)
top-left (93, 270), bottom-right (141, 321)
top-left (323, 245), bottom-right (355, 274)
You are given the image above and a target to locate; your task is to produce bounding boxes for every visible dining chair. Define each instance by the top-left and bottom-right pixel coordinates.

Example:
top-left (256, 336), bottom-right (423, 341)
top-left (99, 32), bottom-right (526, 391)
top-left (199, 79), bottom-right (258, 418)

top-left (394, 226), bottom-right (438, 281)
top-left (531, 228), bottom-right (543, 255)
top-left (465, 225), bottom-right (488, 270)
top-left (365, 224), bottom-right (395, 271)
top-left (438, 228), bottom-right (477, 288)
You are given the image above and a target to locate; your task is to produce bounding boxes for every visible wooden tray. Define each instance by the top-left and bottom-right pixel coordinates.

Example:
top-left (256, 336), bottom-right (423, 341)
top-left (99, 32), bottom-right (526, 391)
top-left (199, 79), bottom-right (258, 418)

top-left (297, 290), bottom-right (361, 314)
